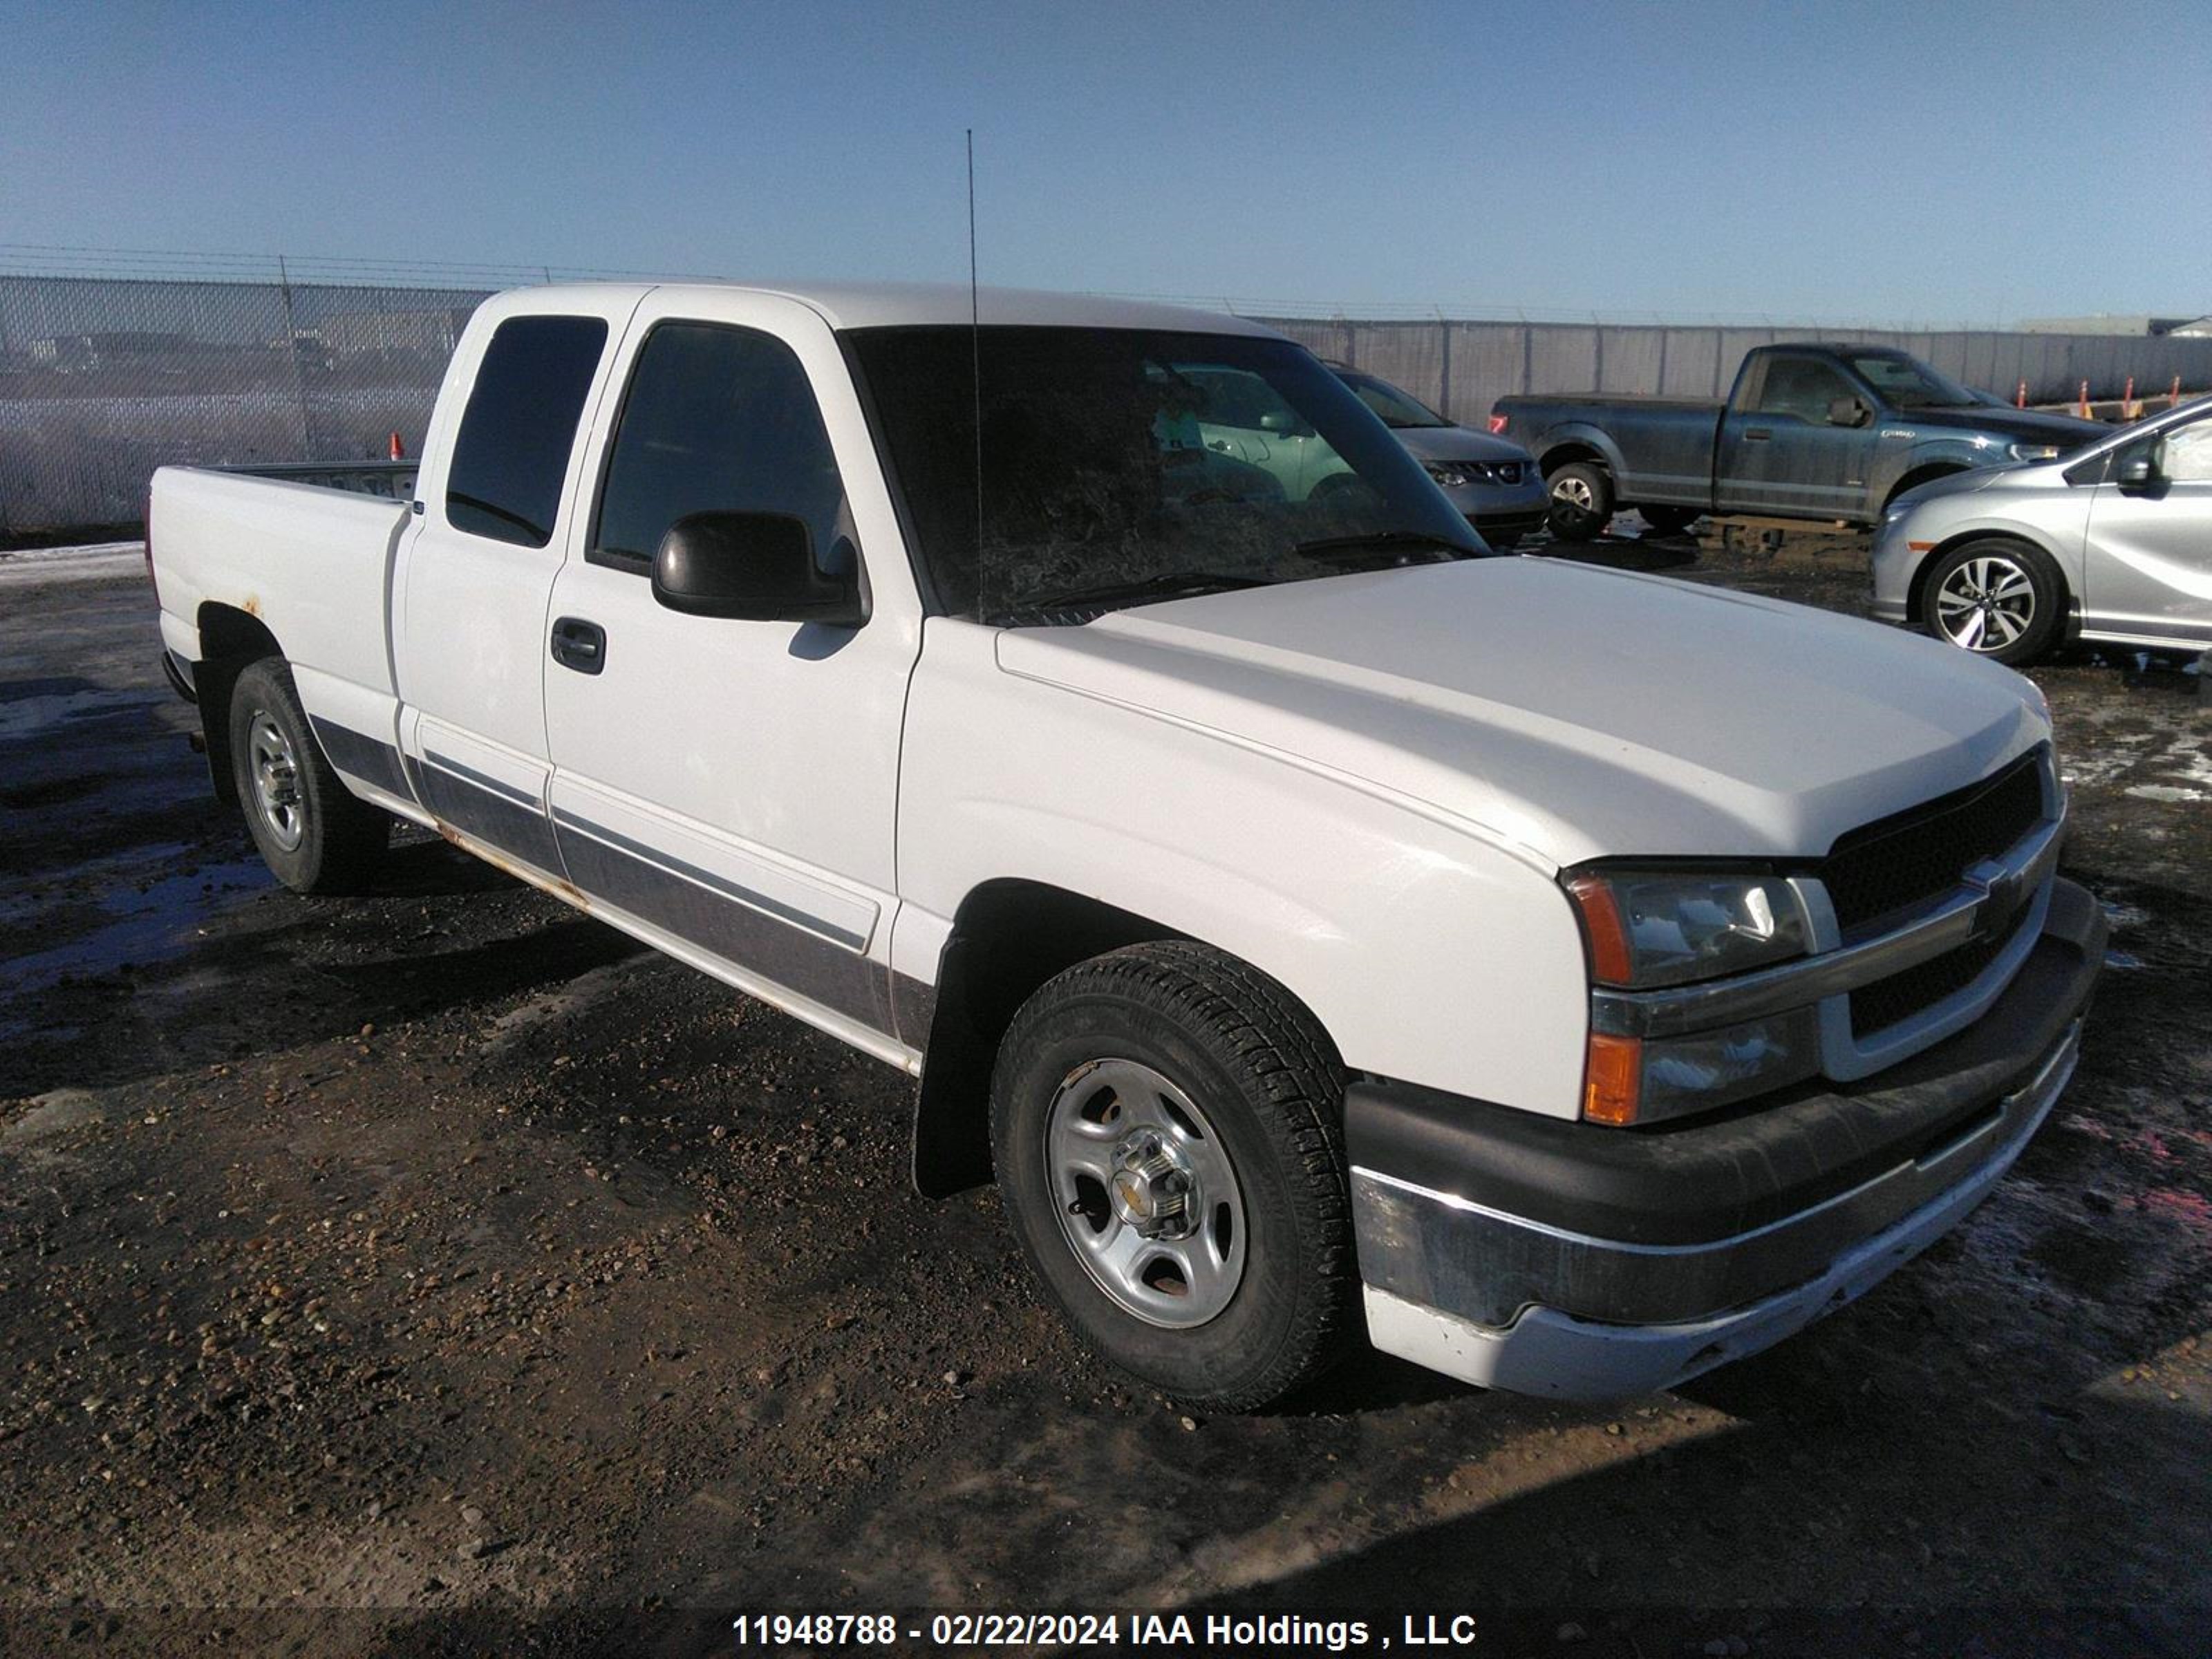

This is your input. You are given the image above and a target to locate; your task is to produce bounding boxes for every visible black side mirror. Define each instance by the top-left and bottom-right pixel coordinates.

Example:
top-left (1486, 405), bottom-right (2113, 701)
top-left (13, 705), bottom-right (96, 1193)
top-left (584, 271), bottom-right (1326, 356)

top-left (1827, 395), bottom-right (1872, 429)
top-left (651, 511), bottom-right (868, 626)
top-left (2115, 449), bottom-right (2160, 491)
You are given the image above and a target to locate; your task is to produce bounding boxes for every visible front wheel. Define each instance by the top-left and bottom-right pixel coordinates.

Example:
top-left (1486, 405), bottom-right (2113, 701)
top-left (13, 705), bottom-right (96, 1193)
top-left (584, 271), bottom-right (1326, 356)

top-left (989, 941), bottom-right (1356, 1411)
top-left (227, 657), bottom-right (390, 893)
top-left (1545, 461), bottom-right (1613, 541)
top-left (1920, 539), bottom-right (2065, 666)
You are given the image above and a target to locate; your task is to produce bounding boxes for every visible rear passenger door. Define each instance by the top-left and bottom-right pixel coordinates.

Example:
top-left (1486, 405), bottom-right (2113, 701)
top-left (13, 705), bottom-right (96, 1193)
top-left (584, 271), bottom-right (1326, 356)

top-left (1716, 353), bottom-right (1880, 517)
top-left (393, 293), bottom-right (637, 876)
top-left (540, 292), bottom-right (924, 1055)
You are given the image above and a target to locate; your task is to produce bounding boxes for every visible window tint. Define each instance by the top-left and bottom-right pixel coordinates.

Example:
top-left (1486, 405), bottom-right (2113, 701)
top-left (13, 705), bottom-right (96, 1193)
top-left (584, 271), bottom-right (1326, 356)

top-left (843, 326), bottom-right (1481, 620)
top-left (592, 322), bottom-right (848, 575)
top-left (1754, 357), bottom-right (1854, 422)
top-left (444, 315), bottom-right (608, 547)
top-left (1846, 353), bottom-right (1974, 409)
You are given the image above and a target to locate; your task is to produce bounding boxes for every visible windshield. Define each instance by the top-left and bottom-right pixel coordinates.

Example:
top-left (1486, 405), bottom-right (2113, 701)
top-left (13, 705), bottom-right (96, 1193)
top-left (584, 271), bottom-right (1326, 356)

top-left (844, 326), bottom-right (1484, 621)
top-left (1333, 368), bottom-right (1451, 429)
top-left (1846, 353), bottom-right (1978, 409)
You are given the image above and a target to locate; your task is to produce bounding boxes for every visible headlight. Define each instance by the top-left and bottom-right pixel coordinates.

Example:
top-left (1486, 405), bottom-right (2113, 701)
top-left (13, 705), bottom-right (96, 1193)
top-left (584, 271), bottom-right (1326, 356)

top-left (1565, 868), bottom-right (1811, 988)
top-left (2008, 442), bottom-right (2062, 462)
top-left (1586, 1009), bottom-right (1824, 1125)
top-left (1422, 460), bottom-right (1472, 489)
top-left (1567, 868), bottom-right (1821, 1126)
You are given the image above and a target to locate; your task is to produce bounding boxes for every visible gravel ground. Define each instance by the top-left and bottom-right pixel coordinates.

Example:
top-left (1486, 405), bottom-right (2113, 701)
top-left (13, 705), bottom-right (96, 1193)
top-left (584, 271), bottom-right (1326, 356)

top-left (1, 532), bottom-right (2208, 1658)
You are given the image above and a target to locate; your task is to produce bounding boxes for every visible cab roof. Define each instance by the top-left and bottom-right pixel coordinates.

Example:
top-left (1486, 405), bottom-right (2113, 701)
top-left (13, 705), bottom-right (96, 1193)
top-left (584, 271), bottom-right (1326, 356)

top-left (516, 280), bottom-right (1286, 339)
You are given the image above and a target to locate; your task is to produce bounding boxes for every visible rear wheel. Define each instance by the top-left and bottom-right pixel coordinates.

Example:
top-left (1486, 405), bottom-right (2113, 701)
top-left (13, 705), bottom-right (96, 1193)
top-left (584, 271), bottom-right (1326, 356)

top-left (1919, 539), bottom-right (2065, 666)
top-left (227, 657), bottom-right (390, 893)
top-left (1636, 504), bottom-right (1700, 536)
top-left (1545, 461), bottom-right (1613, 541)
top-left (989, 941), bottom-right (1356, 1411)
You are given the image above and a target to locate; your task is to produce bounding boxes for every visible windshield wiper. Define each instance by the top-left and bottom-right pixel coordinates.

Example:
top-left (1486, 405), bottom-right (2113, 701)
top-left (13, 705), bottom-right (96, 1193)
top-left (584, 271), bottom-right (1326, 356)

top-left (1003, 570), bottom-right (1272, 617)
top-left (1291, 529), bottom-right (1484, 566)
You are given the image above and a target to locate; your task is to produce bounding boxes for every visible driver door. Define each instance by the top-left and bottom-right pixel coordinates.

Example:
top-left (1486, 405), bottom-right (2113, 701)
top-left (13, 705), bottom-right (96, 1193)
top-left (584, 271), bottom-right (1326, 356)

top-left (2084, 412), bottom-right (2212, 645)
top-left (539, 290), bottom-right (925, 1053)
top-left (1717, 353), bottom-right (1880, 517)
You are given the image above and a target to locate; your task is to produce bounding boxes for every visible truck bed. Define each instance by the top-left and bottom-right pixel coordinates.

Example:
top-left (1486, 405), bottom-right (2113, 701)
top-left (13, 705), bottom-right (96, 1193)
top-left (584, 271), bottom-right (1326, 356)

top-left (150, 463), bottom-right (416, 722)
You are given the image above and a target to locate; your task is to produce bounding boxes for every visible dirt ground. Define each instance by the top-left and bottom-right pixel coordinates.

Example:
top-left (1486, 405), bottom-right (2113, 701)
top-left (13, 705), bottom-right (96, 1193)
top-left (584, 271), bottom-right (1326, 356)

top-left (2, 531), bottom-right (2209, 1658)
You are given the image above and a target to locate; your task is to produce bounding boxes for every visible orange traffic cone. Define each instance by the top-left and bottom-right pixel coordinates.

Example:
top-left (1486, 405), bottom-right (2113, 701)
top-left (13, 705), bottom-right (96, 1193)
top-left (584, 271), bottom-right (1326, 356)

top-left (2174, 376), bottom-right (2185, 409)
top-left (2016, 379), bottom-right (2027, 409)
top-left (2077, 381), bottom-right (2092, 419)
top-left (388, 431), bottom-right (406, 460)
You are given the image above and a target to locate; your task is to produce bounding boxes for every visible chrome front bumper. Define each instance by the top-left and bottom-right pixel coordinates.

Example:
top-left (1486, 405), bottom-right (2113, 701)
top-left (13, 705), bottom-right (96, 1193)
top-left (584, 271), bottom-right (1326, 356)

top-left (1349, 879), bottom-right (2105, 1400)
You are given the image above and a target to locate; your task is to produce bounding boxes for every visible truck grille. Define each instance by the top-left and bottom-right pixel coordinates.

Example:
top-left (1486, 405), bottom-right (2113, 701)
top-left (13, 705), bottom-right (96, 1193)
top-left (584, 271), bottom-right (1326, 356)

top-left (1849, 906), bottom-right (2032, 1039)
top-left (1819, 753), bottom-right (2046, 937)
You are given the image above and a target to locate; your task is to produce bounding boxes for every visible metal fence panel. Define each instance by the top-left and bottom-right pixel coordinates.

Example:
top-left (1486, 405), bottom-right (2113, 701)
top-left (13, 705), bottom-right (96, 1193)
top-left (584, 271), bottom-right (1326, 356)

top-left (1441, 323), bottom-right (1528, 424)
top-left (11, 268), bottom-right (2212, 534)
top-left (1597, 327), bottom-right (1666, 394)
top-left (1660, 328), bottom-right (1724, 397)
top-left (1526, 326), bottom-right (1599, 394)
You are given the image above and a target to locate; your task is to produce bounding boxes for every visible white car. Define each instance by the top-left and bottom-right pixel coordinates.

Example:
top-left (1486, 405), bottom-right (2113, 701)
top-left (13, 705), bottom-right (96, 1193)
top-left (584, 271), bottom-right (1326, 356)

top-left (148, 282), bottom-right (2102, 1409)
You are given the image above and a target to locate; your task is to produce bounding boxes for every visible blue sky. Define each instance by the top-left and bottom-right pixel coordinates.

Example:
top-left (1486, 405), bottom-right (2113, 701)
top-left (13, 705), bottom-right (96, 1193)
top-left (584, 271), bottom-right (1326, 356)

top-left (3, 0), bottom-right (2206, 324)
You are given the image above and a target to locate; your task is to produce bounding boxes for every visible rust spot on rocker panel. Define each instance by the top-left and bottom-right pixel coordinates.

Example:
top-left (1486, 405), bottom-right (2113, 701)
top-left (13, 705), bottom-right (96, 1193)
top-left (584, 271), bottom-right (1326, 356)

top-left (433, 821), bottom-right (590, 911)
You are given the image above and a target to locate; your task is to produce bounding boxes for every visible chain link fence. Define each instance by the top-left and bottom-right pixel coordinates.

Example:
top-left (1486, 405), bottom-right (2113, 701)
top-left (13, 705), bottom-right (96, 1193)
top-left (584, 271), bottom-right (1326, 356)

top-left (0, 272), bottom-right (494, 532)
top-left (6, 255), bottom-right (2211, 534)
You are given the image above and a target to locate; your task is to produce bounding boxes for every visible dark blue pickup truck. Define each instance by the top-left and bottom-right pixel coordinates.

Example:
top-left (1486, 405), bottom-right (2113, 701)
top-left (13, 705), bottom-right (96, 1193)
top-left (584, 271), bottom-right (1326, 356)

top-left (1492, 344), bottom-right (2106, 539)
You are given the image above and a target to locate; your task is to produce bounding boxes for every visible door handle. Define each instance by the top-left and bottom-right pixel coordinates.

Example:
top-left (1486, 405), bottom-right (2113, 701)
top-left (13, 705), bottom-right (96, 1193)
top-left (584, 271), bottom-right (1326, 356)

top-left (1743, 429), bottom-right (1773, 442)
top-left (550, 617), bottom-right (606, 675)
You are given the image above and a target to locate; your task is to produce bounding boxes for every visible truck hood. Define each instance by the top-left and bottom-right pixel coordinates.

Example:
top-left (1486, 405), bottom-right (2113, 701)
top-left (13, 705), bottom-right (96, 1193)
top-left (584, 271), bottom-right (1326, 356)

top-left (1904, 406), bottom-right (2108, 448)
top-left (994, 558), bottom-right (2047, 869)
top-left (1390, 424), bottom-right (1538, 465)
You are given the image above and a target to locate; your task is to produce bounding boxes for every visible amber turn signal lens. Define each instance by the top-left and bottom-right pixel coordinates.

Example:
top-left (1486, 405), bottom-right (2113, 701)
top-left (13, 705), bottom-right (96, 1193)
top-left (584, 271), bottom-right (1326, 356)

top-left (1582, 1033), bottom-right (1643, 1126)
top-left (1566, 875), bottom-right (1635, 986)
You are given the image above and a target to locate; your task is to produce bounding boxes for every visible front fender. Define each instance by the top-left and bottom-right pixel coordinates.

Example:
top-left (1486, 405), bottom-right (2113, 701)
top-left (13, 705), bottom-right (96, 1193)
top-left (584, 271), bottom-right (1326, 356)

top-left (897, 626), bottom-right (1593, 1119)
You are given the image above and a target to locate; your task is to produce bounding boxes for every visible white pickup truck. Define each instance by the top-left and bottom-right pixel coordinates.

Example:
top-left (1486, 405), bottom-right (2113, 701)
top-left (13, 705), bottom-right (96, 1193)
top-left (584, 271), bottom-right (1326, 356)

top-left (149, 283), bottom-right (2103, 1410)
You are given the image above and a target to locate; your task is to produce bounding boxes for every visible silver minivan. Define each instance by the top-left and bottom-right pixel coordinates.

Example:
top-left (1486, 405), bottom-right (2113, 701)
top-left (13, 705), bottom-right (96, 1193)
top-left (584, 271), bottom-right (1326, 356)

top-left (1872, 395), bottom-right (2212, 665)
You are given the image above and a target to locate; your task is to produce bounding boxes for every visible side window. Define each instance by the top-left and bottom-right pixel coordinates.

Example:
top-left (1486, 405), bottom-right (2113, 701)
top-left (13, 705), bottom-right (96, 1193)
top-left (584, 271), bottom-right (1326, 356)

top-left (2159, 417), bottom-right (2212, 483)
top-left (444, 315), bottom-right (608, 547)
top-left (1755, 357), bottom-right (1853, 423)
top-left (590, 322), bottom-right (849, 575)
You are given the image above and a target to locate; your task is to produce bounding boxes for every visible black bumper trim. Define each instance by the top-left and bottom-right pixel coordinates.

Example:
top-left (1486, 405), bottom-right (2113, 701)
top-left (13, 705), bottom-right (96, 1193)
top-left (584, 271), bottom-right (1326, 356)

top-left (1345, 876), bottom-right (2105, 1250)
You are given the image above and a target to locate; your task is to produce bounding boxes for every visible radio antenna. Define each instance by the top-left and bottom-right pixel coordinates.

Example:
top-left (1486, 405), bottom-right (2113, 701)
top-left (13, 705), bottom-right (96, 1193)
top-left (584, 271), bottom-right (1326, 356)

top-left (967, 128), bottom-right (985, 594)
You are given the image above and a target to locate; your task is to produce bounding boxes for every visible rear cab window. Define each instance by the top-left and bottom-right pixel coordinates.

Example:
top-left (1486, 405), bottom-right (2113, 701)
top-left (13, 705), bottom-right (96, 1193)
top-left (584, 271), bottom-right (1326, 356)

top-left (444, 315), bottom-right (610, 547)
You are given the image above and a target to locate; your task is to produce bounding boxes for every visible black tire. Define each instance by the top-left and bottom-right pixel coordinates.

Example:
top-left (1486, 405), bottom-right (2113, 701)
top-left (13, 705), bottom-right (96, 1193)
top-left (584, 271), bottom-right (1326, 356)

top-left (1635, 504), bottom-right (1700, 536)
top-left (989, 941), bottom-right (1356, 1411)
top-left (1545, 460), bottom-right (1613, 541)
top-left (1918, 538), bottom-right (2065, 667)
top-left (227, 657), bottom-right (390, 893)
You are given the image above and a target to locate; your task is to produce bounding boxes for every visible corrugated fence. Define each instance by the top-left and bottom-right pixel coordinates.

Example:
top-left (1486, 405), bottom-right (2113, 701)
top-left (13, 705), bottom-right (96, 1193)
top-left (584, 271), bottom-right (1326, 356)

top-left (6, 270), bottom-right (2212, 532)
top-left (1257, 317), bottom-right (2212, 436)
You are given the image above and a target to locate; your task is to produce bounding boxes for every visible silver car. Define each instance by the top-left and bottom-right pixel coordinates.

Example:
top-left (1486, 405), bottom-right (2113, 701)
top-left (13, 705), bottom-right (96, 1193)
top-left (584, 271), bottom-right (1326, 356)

top-left (1327, 364), bottom-right (1552, 548)
top-left (1873, 394), bottom-right (2212, 665)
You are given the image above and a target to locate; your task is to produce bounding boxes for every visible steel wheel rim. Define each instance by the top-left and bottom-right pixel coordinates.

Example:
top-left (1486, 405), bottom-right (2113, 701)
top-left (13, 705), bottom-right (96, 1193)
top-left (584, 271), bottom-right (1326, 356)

top-left (247, 710), bottom-right (306, 851)
top-left (1044, 1057), bottom-right (1246, 1329)
top-left (1934, 555), bottom-right (2035, 652)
